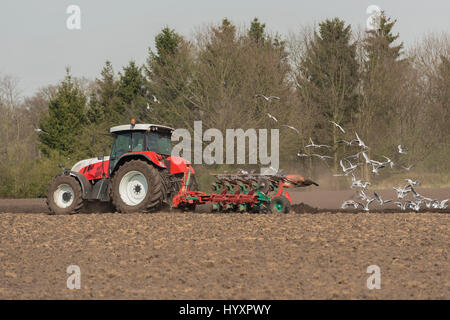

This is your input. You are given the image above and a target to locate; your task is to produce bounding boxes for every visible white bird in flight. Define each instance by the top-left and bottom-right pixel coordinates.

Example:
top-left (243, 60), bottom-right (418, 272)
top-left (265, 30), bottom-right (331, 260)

top-left (329, 120), bottom-right (345, 134)
top-left (393, 186), bottom-right (411, 199)
top-left (297, 151), bottom-right (309, 157)
top-left (405, 179), bottom-right (420, 187)
top-left (398, 145), bottom-right (407, 154)
top-left (34, 127), bottom-right (48, 134)
top-left (338, 139), bottom-right (357, 146)
top-left (373, 191), bottom-right (393, 205)
top-left (266, 113), bottom-right (278, 122)
top-left (305, 138), bottom-right (330, 149)
top-left (281, 124), bottom-right (300, 136)
top-left (341, 200), bottom-right (359, 209)
top-left (339, 159), bottom-right (360, 175)
top-left (394, 201), bottom-right (407, 211)
top-left (152, 95), bottom-right (160, 104)
top-left (382, 156), bottom-right (394, 169)
top-left (255, 94), bottom-right (280, 102)
top-left (355, 132), bottom-right (368, 149)
top-left (312, 154), bottom-right (333, 161)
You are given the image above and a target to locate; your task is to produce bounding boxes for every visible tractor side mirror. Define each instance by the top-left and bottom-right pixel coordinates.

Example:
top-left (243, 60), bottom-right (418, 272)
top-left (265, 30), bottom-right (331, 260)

top-left (97, 148), bottom-right (107, 160)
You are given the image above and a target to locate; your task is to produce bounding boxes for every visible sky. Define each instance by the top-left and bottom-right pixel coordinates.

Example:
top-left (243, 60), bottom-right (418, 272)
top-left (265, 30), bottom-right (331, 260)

top-left (1, 0), bottom-right (449, 97)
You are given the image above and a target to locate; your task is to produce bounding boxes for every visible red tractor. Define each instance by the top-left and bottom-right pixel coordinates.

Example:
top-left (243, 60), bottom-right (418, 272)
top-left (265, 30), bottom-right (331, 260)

top-left (46, 121), bottom-right (196, 214)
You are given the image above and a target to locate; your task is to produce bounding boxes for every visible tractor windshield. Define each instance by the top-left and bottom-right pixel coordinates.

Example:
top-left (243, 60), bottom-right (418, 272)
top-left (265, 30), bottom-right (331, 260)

top-left (147, 131), bottom-right (172, 155)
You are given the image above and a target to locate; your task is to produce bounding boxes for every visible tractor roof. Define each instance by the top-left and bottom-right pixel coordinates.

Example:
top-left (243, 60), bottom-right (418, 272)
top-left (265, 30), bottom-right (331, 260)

top-left (110, 124), bottom-right (175, 133)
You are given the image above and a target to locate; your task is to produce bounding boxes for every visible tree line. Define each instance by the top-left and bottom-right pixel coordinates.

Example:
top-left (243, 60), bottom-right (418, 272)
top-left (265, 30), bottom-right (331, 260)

top-left (0, 14), bottom-right (448, 197)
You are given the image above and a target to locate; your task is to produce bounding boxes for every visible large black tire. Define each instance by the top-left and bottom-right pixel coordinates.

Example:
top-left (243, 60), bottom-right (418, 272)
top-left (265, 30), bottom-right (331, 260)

top-left (269, 195), bottom-right (291, 214)
top-left (111, 159), bottom-right (163, 213)
top-left (46, 175), bottom-right (84, 215)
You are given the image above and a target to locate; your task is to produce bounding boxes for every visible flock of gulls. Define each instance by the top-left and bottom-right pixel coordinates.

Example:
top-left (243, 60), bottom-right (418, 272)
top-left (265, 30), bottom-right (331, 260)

top-left (256, 93), bottom-right (449, 212)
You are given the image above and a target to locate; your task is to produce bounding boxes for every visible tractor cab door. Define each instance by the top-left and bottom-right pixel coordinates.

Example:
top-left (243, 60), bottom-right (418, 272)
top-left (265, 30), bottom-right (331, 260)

top-left (109, 131), bottom-right (146, 174)
top-left (109, 132), bottom-right (131, 174)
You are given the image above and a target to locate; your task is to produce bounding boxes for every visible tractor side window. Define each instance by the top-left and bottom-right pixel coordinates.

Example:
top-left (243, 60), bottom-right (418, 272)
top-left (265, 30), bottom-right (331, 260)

top-left (111, 133), bottom-right (130, 158)
top-left (132, 132), bottom-right (144, 152)
top-left (147, 131), bottom-right (172, 155)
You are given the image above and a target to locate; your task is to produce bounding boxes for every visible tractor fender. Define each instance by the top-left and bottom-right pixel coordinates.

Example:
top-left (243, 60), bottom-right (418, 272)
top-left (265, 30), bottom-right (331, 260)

top-left (111, 152), bottom-right (167, 176)
top-left (62, 170), bottom-right (92, 199)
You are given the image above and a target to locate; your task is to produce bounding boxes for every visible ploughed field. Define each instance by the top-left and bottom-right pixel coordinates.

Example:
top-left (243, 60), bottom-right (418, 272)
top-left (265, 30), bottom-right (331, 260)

top-left (0, 189), bottom-right (448, 299)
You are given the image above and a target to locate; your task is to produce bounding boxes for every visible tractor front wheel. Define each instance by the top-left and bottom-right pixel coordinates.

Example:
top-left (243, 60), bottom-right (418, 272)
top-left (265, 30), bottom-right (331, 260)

top-left (111, 160), bottom-right (163, 213)
top-left (46, 175), bottom-right (84, 214)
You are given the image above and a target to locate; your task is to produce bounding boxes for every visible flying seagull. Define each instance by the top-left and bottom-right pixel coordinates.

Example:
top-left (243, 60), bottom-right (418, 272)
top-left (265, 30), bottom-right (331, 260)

top-left (382, 156), bottom-right (394, 169)
top-left (393, 186), bottom-right (411, 199)
top-left (34, 128), bottom-right (48, 134)
top-left (341, 200), bottom-right (359, 209)
top-left (297, 151), bottom-right (309, 158)
top-left (312, 154), bottom-right (333, 161)
top-left (266, 113), bottom-right (278, 122)
top-left (339, 159), bottom-right (360, 175)
top-left (394, 202), bottom-right (407, 211)
top-left (401, 165), bottom-right (414, 171)
top-left (329, 120), bottom-right (345, 134)
top-left (398, 145), bottom-right (407, 154)
top-left (405, 179), bottom-right (420, 187)
top-left (337, 139), bottom-right (357, 146)
top-left (361, 152), bottom-right (371, 164)
top-left (152, 95), bottom-right (160, 104)
top-left (350, 174), bottom-right (371, 190)
top-left (436, 199), bottom-right (448, 209)
top-left (344, 151), bottom-right (363, 161)
top-left (255, 94), bottom-right (280, 102)
top-left (357, 200), bottom-right (373, 212)
top-left (281, 124), bottom-right (300, 136)
top-left (305, 138), bottom-right (330, 149)
top-left (373, 191), bottom-right (393, 205)
top-left (355, 132), bottom-right (368, 149)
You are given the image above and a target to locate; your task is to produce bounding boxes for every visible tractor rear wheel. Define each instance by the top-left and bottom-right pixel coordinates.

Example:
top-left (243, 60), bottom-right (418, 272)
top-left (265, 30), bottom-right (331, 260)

top-left (47, 175), bottom-right (84, 214)
top-left (111, 160), bottom-right (163, 213)
top-left (269, 195), bottom-right (291, 214)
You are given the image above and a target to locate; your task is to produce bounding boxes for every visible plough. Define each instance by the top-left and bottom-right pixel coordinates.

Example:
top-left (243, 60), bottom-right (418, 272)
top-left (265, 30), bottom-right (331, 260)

top-left (172, 166), bottom-right (319, 213)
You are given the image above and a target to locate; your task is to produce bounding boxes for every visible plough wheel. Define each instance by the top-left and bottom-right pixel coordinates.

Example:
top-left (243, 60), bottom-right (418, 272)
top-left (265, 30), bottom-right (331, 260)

top-left (269, 195), bottom-right (291, 214)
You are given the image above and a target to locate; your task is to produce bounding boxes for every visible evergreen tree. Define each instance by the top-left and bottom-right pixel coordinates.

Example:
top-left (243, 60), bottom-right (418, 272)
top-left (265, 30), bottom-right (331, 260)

top-left (87, 61), bottom-right (117, 124)
top-left (38, 69), bottom-right (87, 157)
top-left (364, 12), bottom-right (403, 69)
top-left (248, 18), bottom-right (266, 44)
top-left (297, 18), bottom-right (359, 171)
top-left (359, 12), bottom-right (406, 163)
top-left (113, 61), bottom-right (148, 122)
top-left (145, 26), bottom-right (194, 127)
top-left (97, 61), bottom-right (116, 107)
top-left (153, 27), bottom-right (182, 66)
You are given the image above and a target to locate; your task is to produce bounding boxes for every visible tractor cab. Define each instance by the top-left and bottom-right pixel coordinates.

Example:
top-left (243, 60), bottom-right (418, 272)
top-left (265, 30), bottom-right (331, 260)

top-left (109, 122), bottom-right (175, 172)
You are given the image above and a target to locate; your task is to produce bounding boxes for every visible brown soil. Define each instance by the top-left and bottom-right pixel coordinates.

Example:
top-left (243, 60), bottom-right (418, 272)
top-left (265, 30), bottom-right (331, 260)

top-left (0, 190), bottom-right (448, 299)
